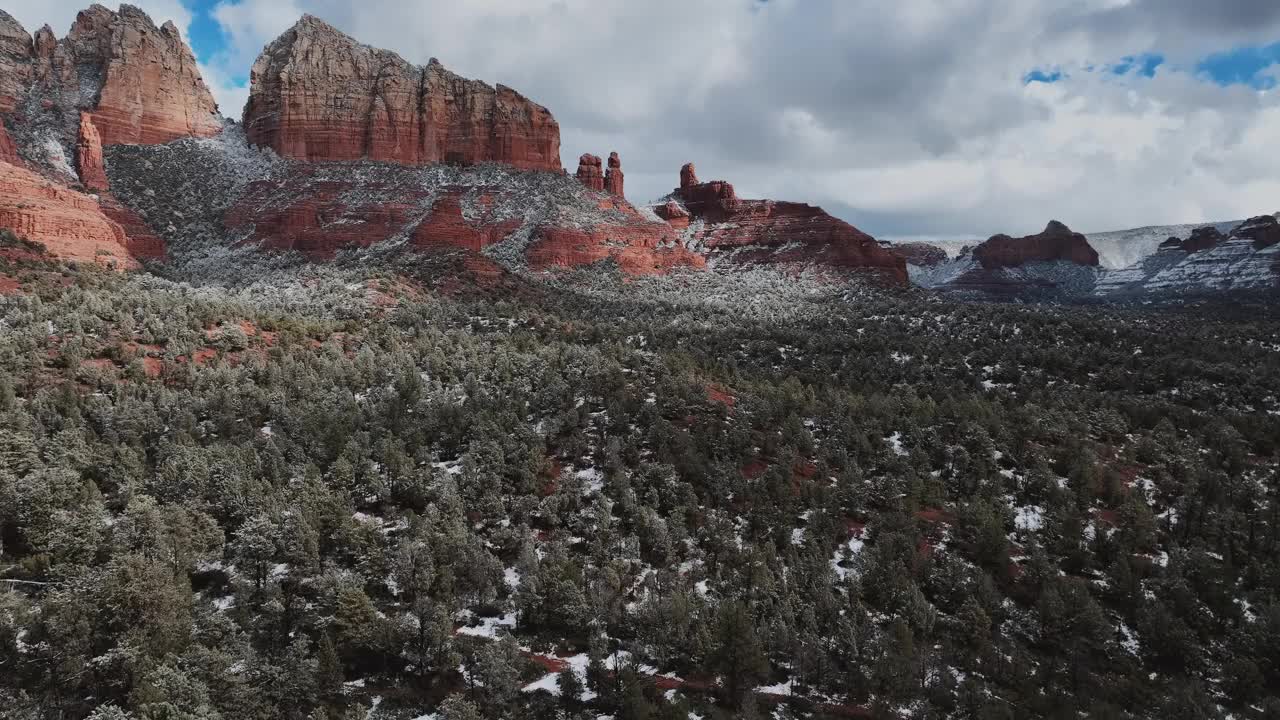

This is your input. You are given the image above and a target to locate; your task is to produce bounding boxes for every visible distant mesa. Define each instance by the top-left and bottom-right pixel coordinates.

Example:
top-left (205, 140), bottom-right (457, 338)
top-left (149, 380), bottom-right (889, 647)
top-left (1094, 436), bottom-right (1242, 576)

top-left (972, 220), bottom-right (1100, 270)
top-left (890, 242), bottom-right (949, 268)
top-left (653, 163), bottom-right (908, 284)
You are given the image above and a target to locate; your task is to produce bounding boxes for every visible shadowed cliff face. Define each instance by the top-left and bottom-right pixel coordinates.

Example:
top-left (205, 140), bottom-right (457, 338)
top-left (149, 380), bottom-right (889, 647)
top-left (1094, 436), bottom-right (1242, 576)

top-left (243, 15), bottom-right (561, 172)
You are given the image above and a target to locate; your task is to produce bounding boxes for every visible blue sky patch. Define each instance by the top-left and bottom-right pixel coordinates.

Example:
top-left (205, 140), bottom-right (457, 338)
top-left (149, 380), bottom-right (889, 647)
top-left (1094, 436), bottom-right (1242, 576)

top-left (1196, 43), bottom-right (1280, 89)
top-left (1026, 45), bottom-right (1280, 89)
top-left (181, 0), bottom-right (224, 58)
top-left (1024, 68), bottom-right (1064, 84)
top-left (1110, 53), bottom-right (1164, 77)
top-left (181, 0), bottom-right (252, 85)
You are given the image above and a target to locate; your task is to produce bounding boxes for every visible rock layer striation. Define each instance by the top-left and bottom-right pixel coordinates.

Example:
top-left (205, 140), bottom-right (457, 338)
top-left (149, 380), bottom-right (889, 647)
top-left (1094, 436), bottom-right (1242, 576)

top-left (243, 15), bottom-right (561, 171)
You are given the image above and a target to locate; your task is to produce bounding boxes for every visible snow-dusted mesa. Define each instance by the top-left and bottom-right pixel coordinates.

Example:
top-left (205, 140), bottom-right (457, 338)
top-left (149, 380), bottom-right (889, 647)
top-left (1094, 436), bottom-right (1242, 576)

top-left (903, 216), bottom-right (1279, 299)
top-left (1097, 216), bottom-right (1280, 296)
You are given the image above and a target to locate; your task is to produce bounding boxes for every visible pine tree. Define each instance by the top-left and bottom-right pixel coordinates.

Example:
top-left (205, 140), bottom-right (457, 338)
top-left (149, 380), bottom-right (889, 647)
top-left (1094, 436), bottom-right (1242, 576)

top-left (708, 601), bottom-right (769, 707)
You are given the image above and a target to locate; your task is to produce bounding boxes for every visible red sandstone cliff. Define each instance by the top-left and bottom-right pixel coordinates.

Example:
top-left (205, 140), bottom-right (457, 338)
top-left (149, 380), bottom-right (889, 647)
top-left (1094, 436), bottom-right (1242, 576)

top-left (0, 5), bottom-right (217, 266)
top-left (243, 15), bottom-right (561, 171)
top-left (0, 159), bottom-right (139, 267)
top-left (25, 4), bottom-right (220, 145)
top-left (0, 121), bottom-right (18, 165)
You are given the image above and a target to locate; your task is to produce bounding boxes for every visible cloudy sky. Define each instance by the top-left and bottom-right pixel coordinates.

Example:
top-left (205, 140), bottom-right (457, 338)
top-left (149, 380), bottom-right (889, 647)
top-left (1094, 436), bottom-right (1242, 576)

top-left (13, 0), bottom-right (1280, 240)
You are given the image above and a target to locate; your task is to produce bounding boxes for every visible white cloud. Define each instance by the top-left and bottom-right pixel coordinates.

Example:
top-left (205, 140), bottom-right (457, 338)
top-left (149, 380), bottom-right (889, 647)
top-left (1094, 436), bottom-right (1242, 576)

top-left (211, 0), bottom-right (306, 71)
top-left (198, 62), bottom-right (250, 120)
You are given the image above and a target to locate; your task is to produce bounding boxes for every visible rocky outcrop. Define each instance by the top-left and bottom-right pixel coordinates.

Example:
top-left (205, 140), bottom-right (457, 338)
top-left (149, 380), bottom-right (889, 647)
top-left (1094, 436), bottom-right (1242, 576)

top-left (412, 192), bottom-right (521, 253)
top-left (654, 201), bottom-right (690, 229)
top-left (22, 5), bottom-right (221, 146)
top-left (677, 176), bottom-right (739, 219)
top-left (576, 152), bottom-right (626, 198)
top-left (1233, 215), bottom-right (1280, 250)
top-left (972, 221), bottom-right (1100, 270)
top-left (0, 159), bottom-right (139, 267)
top-left (656, 164), bottom-right (907, 283)
top-left (604, 152), bottom-right (624, 198)
top-left (0, 6), bottom-right (198, 268)
top-left (891, 242), bottom-right (949, 268)
top-left (244, 16), bottom-right (560, 171)
top-left (76, 112), bottom-right (108, 191)
top-left (526, 222), bottom-right (705, 275)
top-left (1180, 226), bottom-right (1226, 253)
top-left (680, 162), bottom-right (698, 190)
top-left (575, 154), bottom-right (604, 192)
top-left (99, 197), bottom-right (165, 259)
top-left (0, 10), bottom-right (32, 114)
top-left (224, 165), bottom-right (435, 256)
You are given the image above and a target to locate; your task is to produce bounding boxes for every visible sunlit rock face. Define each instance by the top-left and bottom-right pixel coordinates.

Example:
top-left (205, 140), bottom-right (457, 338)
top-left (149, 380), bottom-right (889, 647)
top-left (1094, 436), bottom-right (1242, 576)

top-left (244, 15), bottom-right (561, 172)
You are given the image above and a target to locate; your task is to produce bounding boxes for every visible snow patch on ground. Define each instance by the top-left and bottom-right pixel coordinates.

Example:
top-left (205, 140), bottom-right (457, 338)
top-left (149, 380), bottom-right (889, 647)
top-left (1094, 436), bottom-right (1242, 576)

top-left (886, 432), bottom-right (907, 456)
top-left (756, 678), bottom-right (794, 695)
top-left (456, 611), bottom-right (517, 638)
top-left (575, 467), bottom-right (605, 494)
top-left (1014, 506), bottom-right (1044, 532)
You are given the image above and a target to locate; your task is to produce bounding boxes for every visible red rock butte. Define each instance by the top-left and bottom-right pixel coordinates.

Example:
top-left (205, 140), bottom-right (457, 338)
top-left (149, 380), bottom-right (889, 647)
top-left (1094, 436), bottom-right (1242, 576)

top-left (972, 220), bottom-right (1100, 270)
top-left (243, 15), bottom-right (561, 171)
